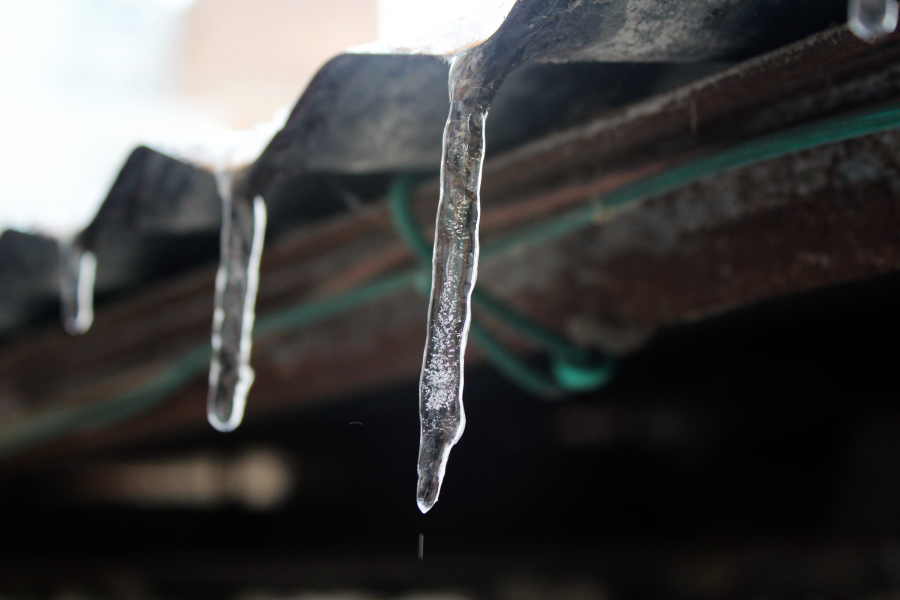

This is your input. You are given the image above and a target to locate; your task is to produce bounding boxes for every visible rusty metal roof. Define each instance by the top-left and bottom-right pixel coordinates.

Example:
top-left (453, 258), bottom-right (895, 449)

top-left (0, 0), bottom-right (847, 339)
top-left (4, 15), bottom-right (900, 460)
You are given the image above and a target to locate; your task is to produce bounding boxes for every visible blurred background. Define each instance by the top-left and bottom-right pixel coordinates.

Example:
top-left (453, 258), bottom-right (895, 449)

top-left (5, 1), bottom-right (900, 599)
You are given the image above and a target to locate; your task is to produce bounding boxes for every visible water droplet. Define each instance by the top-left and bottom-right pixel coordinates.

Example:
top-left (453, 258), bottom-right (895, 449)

top-left (849, 0), bottom-right (898, 41)
top-left (59, 241), bottom-right (96, 335)
top-left (208, 172), bottom-right (267, 432)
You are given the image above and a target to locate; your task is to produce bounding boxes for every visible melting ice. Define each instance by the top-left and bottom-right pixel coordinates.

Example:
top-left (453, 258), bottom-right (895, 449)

top-left (59, 241), bottom-right (96, 335)
top-left (849, 0), bottom-right (898, 40)
top-left (207, 171), bottom-right (267, 432)
top-left (416, 42), bottom-right (519, 513)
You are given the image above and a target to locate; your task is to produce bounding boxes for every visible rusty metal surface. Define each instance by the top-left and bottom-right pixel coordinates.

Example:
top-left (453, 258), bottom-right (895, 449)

top-left (246, 0), bottom-right (845, 194)
top-left (481, 131), bottom-right (900, 352)
top-left (3, 25), bottom-right (900, 462)
top-left (0, 0), bottom-right (851, 338)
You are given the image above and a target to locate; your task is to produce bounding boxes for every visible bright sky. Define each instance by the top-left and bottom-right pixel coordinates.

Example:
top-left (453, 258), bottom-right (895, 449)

top-left (0, 0), bottom-right (220, 236)
top-left (0, 0), bottom-right (513, 237)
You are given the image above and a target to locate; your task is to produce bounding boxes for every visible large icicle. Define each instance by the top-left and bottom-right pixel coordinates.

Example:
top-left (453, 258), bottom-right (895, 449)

top-left (59, 240), bottom-right (96, 335)
top-left (208, 172), bottom-right (267, 432)
top-left (416, 44), bottom-right (519, 513)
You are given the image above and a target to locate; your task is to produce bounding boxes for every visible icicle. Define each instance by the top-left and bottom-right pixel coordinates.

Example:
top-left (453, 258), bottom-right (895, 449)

top-left (849, 0), bottom-right (898, 41)
top-left (59, 240), bottom-right (96, 335)
top-left (416, 45), bottom-right (518, 513)
top-left (208, 171), bottom-right (267, 432)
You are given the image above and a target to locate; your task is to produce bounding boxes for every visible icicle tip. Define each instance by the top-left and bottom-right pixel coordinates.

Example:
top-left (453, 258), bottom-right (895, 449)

top-left (417, 493), bottom-right (437, 514)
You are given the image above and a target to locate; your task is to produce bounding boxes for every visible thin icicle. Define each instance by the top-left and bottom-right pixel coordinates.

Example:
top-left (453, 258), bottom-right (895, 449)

top-left (849, 0), bottom-right (899, 41)
top-left (59, 240), bottom-right (96, 335)
top-left (416, 44), bottom-right (518, 513)
top-left (208, 171), bottom-right (267, 432)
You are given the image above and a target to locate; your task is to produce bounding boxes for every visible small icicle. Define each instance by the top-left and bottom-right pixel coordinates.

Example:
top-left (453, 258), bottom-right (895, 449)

top-left (59, 240), bottom-right (96, 335)
top-left (208, 171), bottom-right (267, 432)
top-left (849, 0), bottom-right (898, 41)
top-left (416, 43), bottom-right (520, 513)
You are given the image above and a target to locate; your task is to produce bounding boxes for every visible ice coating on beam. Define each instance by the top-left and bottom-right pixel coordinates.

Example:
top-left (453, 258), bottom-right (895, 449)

top-left (149, 106), bottom-right (290, 174)
top-left (350, 0), bottom-right (517, 57)
top-left (59, 241), bottom-right (96, 336)
top-left (207, 171), bottom-right (267, 432)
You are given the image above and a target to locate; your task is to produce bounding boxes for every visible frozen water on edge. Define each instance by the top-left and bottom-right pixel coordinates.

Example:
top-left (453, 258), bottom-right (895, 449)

top-left (59, 240), bottom-right (96, 335)
top-left (207, 171), bottom-right (267, 432)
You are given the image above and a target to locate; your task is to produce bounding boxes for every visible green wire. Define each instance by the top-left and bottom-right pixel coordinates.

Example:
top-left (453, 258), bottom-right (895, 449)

top-left (388, 175), bottom-right (433, 261)
top-left (388, 176), bottom-right (616, 398)
top-left (0, 346), bottom-right (211, 456)
top-left (5, 100), bottom-right (900, 454)
top-left (484, 101), bottom-right (900, 257)
top-left (255, 270), bottom-right (421, 334)
top-left (390, 176), bottom-right (584, 359)
top-left (468, 321), bottom-right (566, 400)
